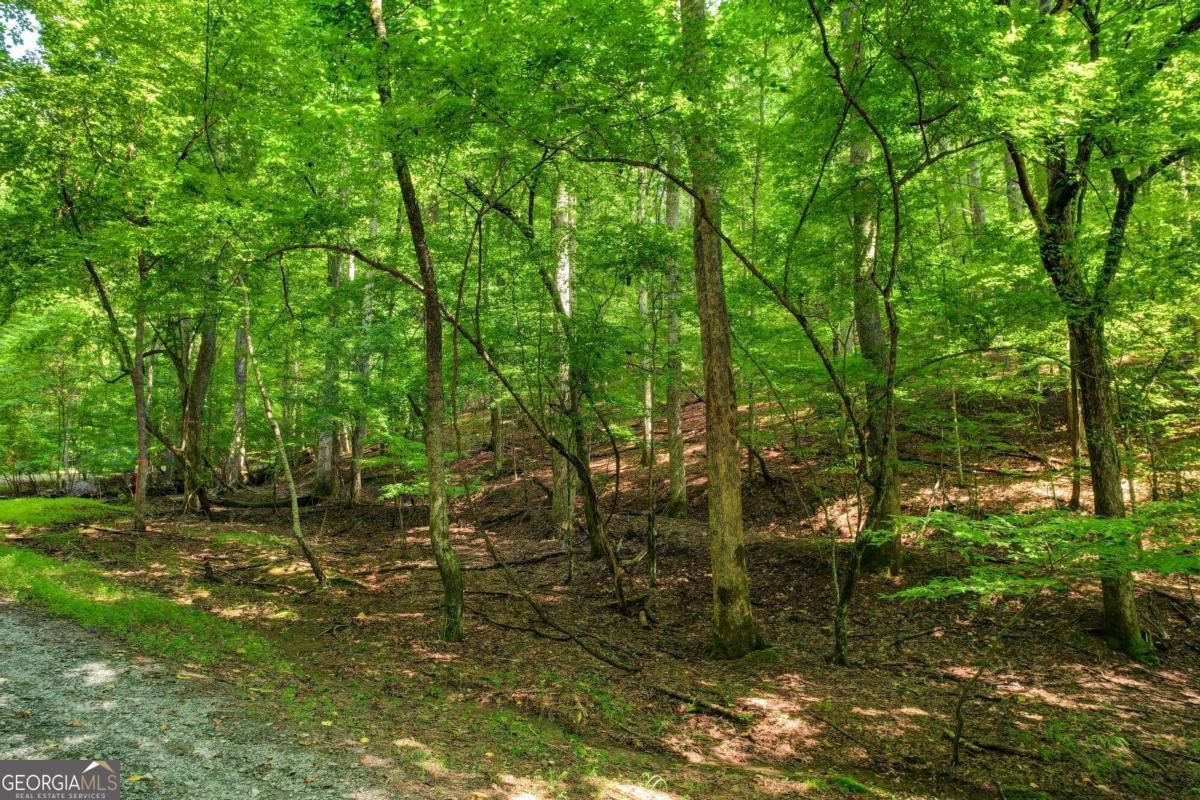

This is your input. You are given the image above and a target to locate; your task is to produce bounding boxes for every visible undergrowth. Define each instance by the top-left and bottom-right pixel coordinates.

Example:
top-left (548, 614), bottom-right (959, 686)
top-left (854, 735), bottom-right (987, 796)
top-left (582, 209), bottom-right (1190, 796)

top-left (0, 542), bottom-right (283, 669)
top-left (0, 497), bottom-right (130, 527)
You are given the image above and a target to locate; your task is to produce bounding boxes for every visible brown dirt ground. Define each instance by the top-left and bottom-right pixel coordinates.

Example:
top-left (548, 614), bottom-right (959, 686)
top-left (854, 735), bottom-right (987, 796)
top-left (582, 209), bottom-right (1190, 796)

top-left (5, 399), bottom-right (1199, 800)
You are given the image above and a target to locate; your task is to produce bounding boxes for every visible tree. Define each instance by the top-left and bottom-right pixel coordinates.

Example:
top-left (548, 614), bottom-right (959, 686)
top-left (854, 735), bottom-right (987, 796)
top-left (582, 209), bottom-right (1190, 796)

top-left (664, 173), bottom-right (687, 519)
top-left (366, 0), bottom-right (465, 642)
top-left (679, 0), bottom-right (764, 659)
top-left (999, 1), bottom-right (1199, 656)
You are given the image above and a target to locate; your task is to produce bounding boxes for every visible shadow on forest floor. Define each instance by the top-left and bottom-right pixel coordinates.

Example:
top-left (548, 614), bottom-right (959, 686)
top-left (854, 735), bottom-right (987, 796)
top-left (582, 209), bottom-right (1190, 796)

top-left (1, 405), bottom-right (1198, 799)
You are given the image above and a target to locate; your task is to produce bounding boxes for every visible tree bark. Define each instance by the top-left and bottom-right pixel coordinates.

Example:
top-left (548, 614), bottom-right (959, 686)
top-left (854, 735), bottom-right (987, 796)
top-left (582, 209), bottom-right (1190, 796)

top-left (315, 251), bottom-right (344, 501)
top-left (680, 0), bottom-right (764, 658)
top-left (489, 399), bottom-right (504, 474)
top-left (180, 311), bottom-right (217, 512)
top-left (223, 322), bottom-right (249, 487)
top-left (550, 182), bottom-right (578, 553)
top-left (1004, 149), bottom-right (1023, 220)
top-left (637, 170), bottom-right (653, 468)
top-left (1005, 133), bottom-right (1147, 656)
top-left (1066, 334), bottom-right (1083, 510)
top-left (367, 0), bottom-right (464, 642)
top-left (664, 174), bottom-right (687, 518)
top-left (845, 12), bottom-right (900, 575)
top-left (132, 257), bottom-right (150, 532)
top-left (350, 244), bottom-right (374, 505)
top-left (1069, 315), bottom-right (1145, 654)
top-left (639, 280), bottom-right (653, 468)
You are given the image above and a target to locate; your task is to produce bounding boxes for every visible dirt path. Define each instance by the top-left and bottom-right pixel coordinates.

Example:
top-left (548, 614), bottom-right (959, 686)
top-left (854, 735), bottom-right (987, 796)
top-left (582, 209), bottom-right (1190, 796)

top-left (0, 602), bottom-right (399, 800)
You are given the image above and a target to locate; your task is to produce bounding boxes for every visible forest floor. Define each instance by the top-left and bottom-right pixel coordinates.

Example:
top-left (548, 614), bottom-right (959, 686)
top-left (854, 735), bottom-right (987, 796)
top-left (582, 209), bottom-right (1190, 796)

top-left (1, 401), bottom-right (1198, 799)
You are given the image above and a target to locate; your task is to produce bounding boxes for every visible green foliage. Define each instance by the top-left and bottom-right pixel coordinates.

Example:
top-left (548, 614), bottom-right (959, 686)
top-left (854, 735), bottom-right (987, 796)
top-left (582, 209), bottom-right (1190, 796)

top-left (0, 497), bottom-right (130, 527)
top-left (1, 0), bottom-right (1195, 528)
top-left (0, 542), bottom-right (279, 667)
top-left (894, 498), bottom-right (1200, 601)
top-left (825, 774), bottom-right (874, 795)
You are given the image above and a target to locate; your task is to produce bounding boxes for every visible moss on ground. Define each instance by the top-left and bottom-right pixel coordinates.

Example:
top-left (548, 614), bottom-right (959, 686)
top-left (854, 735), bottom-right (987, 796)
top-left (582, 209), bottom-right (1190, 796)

top-left (0, 542), bottom-right (282, 668)
top-left (0, 497), bottom-right (130, 527)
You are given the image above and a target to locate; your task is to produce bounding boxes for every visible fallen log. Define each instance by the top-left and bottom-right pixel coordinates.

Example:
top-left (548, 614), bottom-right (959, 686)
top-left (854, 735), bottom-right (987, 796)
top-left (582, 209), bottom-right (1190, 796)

top-left (216, 494), bottom-right (319, 509)
top-left (364, 549), bottom-right (569, 575)
top-left (651, 684), bottom-right (751, 724)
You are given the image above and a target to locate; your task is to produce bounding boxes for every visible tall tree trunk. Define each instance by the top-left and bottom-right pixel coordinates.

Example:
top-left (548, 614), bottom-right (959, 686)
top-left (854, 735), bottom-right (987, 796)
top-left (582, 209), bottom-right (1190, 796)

top-left (844, 12), bottom-right (900, 575)
top-left (181, 310), bottom-right (217, 512)
top-left (851, 212), bottom-right (900, 573)
top-left (550, 182), bottom-right (578, 554)
top-left (680, 0), bottom-right (764, 658)
top-left (1069, 315), bottom-right (1146, 655)
top-left (1006, 131), bottom-right (1148, 657)
top-left (1067, 334), bottom-right (1083, 510)
top-left (1004, 149), bottom-right (1023, 220)
top-left (315, 252), bottom-right (344, 501)
top-left (367, 0), bottom-right (464, 642)
top-left (664, 175), bottom-right (687, 518)
top-left (489, 399), bottom-right (504, 474)
top-left (637, 170), bottom-right (653, 468)
top-left (57, 393), bottom-right (71, 487)
top-left (283, 328), bottom-right (299, 465)
top-left (546, 183), bottom-right (608, 563)
top-left (350, 243), bottom-right (374, 505)
top-left (223, 321), bottom-right (248, 488)
top-left (967, 158), bottom-right (986, 229)
top-left (132, 258), bottom-right (150, 532)
top-left (639, 279), bottom-right (653, 468)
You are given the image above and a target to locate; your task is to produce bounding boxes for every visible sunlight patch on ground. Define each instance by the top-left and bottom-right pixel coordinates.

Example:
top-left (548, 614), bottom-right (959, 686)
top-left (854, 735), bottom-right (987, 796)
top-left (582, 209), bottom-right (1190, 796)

top-left (392, 737), bottom-right (431, 752)
top-left (416, 757), bottom-right (449, 778)
top-left (494, 772), bottom-right (553, 799)
top-left (65, 660), bottom-right (120, 686)
top-left (408, 642), bottom-right (456, 661)
top-left (751, 774), bottom-right (820, 795)
top-left (593, 779), bottom-right (681, 800)
top-left (740, 694), bottom-right (825, 758)
top-left (898, 705), bottom-right (932, 719)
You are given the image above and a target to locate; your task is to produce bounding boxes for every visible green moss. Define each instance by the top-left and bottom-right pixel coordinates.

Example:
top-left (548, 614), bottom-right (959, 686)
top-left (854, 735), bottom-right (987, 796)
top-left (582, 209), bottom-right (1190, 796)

top-left (0, 497), bottom-right (130, 527)
top-left (998, 790), bottom-right (1050, 800)
top-left (0, 542), bottom-right (282, 669)
top-left (212, 530), bottom-right (293, 550)
top-left (826, 774), bottom-right (874, 794)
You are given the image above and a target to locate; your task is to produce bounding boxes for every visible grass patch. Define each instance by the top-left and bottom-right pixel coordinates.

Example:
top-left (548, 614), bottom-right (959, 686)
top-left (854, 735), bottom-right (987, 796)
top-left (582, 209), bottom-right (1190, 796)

top-left (212, 530), bottom-right (293, 550)
top-left (0, 497), bottom-right (130, 527)
top-left (0, 542), bottom-right (283, 668)
top-left (826, 774), bottom-right (875, 794)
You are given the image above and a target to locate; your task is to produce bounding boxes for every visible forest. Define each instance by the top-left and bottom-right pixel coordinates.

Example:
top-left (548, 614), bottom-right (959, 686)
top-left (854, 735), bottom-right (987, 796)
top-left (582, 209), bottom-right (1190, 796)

top-left (0, 0), bottom-right (1198, 797)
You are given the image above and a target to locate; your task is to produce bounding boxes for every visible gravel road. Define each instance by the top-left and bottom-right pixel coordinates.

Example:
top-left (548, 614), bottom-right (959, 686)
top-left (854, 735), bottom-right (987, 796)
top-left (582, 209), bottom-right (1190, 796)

top-left (0, 602), bottom-right (398, 799)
